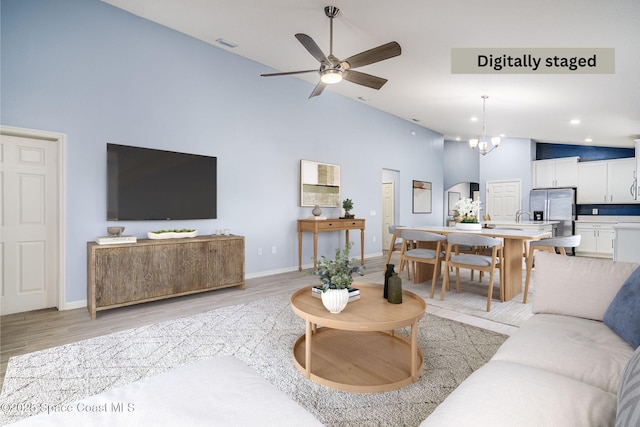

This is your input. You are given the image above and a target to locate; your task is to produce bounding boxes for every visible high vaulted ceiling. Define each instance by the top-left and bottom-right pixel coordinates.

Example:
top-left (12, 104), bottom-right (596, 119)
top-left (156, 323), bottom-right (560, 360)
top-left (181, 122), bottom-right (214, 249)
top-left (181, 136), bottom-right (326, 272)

top-left (103, 0), bottom-right (640, 148)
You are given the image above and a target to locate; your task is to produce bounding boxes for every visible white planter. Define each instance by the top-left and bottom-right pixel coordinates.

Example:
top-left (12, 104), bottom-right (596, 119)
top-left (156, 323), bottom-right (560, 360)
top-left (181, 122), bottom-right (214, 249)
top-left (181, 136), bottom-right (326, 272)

top-left (321, 288), bottom-right (350, 314)
top-left (455, 222), bottom-right (482, 231)
top-left (147, 230), bottom-right (198, 239)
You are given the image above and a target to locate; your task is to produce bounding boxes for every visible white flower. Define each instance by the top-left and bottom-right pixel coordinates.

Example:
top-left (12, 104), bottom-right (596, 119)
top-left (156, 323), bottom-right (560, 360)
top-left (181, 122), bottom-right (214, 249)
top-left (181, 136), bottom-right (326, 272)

top-left (454, 198), bottom-right (481, 223)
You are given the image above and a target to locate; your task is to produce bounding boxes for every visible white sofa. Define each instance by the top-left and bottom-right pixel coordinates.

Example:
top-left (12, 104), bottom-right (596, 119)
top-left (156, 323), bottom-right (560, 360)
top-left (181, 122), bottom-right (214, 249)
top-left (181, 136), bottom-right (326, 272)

top-left (10, 356), bottom-right (323, 427)
top-left (421, 251), bottom-right (640, 427)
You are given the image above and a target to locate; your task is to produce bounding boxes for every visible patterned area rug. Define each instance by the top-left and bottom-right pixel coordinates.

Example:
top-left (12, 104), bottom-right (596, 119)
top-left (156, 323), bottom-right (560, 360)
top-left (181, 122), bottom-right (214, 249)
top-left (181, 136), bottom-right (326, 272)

top-left (0, 291), bottom-right (507, 426)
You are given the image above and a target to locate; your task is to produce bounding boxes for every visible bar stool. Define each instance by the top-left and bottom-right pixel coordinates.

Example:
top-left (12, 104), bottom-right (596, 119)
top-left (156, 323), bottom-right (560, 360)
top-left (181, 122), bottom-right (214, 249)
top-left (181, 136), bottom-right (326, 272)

top-left (523, 235), bottom-right (582, 304)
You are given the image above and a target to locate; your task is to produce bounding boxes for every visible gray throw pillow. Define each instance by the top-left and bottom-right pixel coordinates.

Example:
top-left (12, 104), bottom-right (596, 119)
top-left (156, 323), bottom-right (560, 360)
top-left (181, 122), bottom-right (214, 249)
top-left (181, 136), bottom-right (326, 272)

top-left (604, 267), bottom-right (640, 349)
top-left (616, 345), bottom-right (640, 426)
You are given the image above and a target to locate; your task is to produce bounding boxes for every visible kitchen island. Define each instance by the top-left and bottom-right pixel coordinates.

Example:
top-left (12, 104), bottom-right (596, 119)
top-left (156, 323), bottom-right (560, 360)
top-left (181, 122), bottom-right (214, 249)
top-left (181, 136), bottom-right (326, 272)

top-left (483, 220), bottom-right (558, 233)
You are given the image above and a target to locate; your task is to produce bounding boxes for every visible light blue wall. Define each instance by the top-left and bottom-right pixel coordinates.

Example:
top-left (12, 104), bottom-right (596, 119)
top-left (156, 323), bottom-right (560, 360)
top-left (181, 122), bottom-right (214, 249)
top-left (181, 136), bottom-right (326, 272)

top-left (1, 0), bottom-right (445, 303)
top-left (443, 140), bottom-right (481, 189)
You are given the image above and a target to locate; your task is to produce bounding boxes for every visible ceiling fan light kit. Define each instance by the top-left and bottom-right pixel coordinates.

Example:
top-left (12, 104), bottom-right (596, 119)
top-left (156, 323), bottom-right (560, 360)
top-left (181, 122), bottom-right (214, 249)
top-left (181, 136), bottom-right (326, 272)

top-left (260, 6), bottom-right (401, 98)
top-left (469, 95), bottom-right (501, 156)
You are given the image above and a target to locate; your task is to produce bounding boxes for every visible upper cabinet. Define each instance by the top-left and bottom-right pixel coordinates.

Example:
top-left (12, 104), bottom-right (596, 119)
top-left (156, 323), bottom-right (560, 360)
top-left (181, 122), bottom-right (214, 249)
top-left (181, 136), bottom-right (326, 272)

top-left (532, 157), bottom-right (579, 189)
top-left (577, 158), bottom-right (638, 204)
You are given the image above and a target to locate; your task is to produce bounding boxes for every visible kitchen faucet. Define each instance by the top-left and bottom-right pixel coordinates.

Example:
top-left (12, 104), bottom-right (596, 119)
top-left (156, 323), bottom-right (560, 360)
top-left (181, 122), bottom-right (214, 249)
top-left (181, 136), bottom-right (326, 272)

top-left (515, 210), bottom-right (532, 222)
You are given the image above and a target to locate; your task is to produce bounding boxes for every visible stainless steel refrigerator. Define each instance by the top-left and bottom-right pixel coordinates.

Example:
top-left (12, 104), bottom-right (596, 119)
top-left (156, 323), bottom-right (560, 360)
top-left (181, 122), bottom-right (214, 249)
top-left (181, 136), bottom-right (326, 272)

top-left (530, 188), bottom-right (577, 252)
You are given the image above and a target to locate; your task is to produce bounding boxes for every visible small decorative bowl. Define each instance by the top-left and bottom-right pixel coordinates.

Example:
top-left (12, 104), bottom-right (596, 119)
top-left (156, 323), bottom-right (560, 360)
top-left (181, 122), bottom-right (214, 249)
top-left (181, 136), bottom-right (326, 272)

top-left (107, 226), bottom-right (125, 237)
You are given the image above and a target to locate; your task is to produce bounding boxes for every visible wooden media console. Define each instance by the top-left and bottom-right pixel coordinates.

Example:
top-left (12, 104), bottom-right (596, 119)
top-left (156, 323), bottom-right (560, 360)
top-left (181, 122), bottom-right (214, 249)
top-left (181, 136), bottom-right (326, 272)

top-left (87, 235), bottom-right (244, 319)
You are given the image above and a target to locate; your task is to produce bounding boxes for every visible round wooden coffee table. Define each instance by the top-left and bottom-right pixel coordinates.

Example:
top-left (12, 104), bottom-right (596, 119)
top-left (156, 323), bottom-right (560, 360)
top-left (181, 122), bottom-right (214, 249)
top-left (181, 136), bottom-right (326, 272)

top-left (290, 282), bottom-right (426, 393)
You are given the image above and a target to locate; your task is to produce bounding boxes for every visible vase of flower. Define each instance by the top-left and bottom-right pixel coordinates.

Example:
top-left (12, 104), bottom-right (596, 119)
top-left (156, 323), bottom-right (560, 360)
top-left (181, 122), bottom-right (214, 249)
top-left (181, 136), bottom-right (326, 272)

top-left (454, 198), bottom-right (482, 231)
top-left (312, 241), bottom-right (364, 314)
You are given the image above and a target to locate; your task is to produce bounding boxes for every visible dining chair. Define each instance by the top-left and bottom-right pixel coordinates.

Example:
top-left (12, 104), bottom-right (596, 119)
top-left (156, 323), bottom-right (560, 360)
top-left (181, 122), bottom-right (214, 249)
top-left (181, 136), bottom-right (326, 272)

top-left (385, 225), bottom-right (406, 264)
top-left (523, 235), bottom-right (582, 304)
top-left (442, 233), bottom-right (504, 312)
top-left (399, 230), bottom-right (447, 291)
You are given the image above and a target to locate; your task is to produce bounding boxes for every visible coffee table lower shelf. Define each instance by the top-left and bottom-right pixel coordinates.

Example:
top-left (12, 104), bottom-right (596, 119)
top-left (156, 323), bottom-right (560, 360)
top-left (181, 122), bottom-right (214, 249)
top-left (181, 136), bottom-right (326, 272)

top-left (293, 327), bottom-right (424, 393)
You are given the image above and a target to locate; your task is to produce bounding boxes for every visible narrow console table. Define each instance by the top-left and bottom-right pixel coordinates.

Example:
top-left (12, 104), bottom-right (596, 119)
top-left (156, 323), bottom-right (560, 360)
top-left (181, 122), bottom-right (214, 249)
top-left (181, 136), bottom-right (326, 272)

top-left (87, 235), bottom-right (244, 319)
top-left (297, 218), bottom-right (365, 271)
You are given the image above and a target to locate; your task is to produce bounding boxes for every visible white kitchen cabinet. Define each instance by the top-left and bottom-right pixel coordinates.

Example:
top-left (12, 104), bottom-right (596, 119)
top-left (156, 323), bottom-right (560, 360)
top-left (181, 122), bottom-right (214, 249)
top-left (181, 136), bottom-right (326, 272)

top-left (577, 158), bottom-right (637, 204)
top-left (532, 157), bottom-right (579, 189)
top-left (575, 222), bottom-right (615, 258)
top-left (608, 159), bottom-right (637, 203)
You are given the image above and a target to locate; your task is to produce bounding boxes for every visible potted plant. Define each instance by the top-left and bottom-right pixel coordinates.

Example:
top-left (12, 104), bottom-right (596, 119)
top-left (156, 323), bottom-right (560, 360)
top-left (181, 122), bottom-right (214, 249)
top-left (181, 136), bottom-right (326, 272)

top-left (314, 241), bottom-right (364, 313)
top-left (454, 198), bottom-right (482, 230)
top-left (342, 198), bottom-right (354, 219)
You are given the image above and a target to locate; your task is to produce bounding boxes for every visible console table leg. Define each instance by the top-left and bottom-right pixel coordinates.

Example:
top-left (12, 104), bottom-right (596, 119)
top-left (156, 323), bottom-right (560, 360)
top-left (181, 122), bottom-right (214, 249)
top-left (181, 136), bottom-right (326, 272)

top-left (298, 231), bottom-right (303, 271)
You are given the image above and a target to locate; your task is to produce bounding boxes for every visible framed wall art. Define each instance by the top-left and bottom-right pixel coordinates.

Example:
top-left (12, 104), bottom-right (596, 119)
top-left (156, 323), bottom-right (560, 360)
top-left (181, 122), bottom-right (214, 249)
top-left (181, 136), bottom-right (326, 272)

top-left (412, 180), bottom-right (432, 213)
top-left (300, 160), bottom-right (341, 207)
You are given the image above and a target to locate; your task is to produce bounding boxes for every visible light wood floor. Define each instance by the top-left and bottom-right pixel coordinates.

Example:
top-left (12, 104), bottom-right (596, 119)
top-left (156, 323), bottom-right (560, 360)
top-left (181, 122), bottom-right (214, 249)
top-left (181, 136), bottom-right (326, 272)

top-left (0, 253), bottom-right (517, 390)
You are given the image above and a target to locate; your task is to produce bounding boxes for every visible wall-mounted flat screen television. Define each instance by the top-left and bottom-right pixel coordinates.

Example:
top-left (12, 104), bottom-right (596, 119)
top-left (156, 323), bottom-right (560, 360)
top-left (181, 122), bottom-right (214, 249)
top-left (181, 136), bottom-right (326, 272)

top-left (107, 143), bottom-right (217, 220)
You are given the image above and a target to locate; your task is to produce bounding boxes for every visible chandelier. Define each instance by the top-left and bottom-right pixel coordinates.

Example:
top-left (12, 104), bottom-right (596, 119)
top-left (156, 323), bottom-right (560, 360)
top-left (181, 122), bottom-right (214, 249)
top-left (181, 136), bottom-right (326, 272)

top-left (469, 95), bottom-right (501, 155)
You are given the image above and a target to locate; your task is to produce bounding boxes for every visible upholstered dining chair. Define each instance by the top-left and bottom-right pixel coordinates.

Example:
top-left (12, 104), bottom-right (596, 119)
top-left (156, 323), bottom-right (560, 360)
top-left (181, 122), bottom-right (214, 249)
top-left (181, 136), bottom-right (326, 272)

top-left (385, 225), bottom-right (406, 264)
top-left (442, 233), bottom-right (504, 312)
top-left (399, 230), bottom-right (447, 291)
top-left (523, 235), bottom-right (582, 304)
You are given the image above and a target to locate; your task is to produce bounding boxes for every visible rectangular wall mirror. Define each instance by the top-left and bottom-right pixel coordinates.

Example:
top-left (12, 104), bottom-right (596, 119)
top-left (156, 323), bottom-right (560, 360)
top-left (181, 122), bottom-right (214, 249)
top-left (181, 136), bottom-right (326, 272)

top-left (412, 180), bottom-right (432, 213)
top-left (300, 160), bottom-right (341, 207)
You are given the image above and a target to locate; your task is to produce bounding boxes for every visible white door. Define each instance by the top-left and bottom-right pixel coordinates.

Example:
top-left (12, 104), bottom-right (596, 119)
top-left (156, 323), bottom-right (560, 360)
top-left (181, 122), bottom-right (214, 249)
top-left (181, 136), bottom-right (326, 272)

top-left (382, 182), bottom-right (395, 249)
top-left (1, 134), bottom-right (59, 314)
top-left (485, 180), bottom-right (521, 221)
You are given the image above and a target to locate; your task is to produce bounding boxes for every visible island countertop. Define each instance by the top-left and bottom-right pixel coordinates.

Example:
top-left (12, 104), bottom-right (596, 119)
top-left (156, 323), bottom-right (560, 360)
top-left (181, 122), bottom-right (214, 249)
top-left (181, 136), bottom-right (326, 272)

top-left (483, 220), bottom-right (559, 227)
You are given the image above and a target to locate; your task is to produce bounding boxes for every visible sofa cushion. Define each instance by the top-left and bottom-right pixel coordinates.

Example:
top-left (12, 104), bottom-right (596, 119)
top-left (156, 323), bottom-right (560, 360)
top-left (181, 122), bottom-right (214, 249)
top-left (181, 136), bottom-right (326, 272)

top-left (491, 314), bottom-right (634, 394)
top-left (616, 345), bottom-right (640, 427)
top-left (10, 356), bottom-right (323, 427)
top-left (420, 360), bottom-right (616, 427)
top-left (532, 252), bottom-right (638, 321)
top-left (604, 266), bottom-right (640, 349)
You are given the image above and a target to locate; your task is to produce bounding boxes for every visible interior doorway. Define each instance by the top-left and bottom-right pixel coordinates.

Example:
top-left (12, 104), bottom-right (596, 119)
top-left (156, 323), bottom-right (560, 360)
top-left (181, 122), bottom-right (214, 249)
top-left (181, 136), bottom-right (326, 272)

top-left (485, 180), bottom-right (522, 221)
top-left (1, 127), bottom-right (66, 315)
top-left (381, 169), bottom-right (400, 250)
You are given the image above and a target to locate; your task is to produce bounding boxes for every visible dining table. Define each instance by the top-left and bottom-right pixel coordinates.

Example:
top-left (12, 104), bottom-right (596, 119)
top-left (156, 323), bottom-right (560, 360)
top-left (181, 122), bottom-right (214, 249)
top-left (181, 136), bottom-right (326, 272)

top-left (398, 225), bottom-right (552, 301)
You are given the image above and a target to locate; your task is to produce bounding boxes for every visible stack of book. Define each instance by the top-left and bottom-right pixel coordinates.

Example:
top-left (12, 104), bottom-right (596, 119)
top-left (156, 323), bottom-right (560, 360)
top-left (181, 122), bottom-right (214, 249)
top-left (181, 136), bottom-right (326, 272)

top-left (311, 286), bottom-right (360, 301)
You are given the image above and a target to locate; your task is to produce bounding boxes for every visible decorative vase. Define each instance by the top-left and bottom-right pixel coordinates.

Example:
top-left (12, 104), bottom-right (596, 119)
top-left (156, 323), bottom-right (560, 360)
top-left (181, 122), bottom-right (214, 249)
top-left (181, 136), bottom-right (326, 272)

top-left (384, 264), bottom-right (395, 299)
top-left (387, 272), bottom-right (403, 304)
top-left (321, 288), bottom-right (350, 313)
top-left (455, 222), bottom-right (482, 231)
top-left (312, 205), bottom-right (322, 216)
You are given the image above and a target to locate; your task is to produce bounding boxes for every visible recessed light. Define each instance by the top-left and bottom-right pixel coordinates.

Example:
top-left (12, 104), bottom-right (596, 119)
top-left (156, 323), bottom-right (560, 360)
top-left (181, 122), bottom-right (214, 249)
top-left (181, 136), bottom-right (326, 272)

top-left (499, 134), bottom-right (506, 138)
top-left (455, 137), bottom-right (461, 141)
top-left (216, 38), bottom-right (238, 48)
top-left (470, 117), bottom-right (478, 122)
top-left (411, 118), bottom-right (421, 122)
top-left (358, 96), bottom-right (370, 102)
top-left (570, 119), bottom-right (581, 125)
top-left (585, 138), bottom-right (593, 143)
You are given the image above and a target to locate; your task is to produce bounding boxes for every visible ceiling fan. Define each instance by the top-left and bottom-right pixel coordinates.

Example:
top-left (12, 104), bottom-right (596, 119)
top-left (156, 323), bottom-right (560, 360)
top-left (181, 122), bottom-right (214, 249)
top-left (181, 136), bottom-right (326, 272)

top-left (260, 6), bottom-right (402, 98)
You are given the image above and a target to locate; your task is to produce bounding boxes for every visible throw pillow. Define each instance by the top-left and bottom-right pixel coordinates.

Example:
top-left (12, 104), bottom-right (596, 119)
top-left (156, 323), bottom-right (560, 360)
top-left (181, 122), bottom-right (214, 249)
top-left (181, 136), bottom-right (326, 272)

top-left (604, 266), bottom-right (640, 349)
top-left (616, 345), bottom-right (640, 427)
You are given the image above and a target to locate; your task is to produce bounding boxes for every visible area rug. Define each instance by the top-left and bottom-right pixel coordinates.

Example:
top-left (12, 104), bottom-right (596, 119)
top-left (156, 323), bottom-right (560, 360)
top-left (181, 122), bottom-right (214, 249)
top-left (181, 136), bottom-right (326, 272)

top-left (360, 266), bottom-right (534, 327)
top-left (0, 291), bottom-right (506, 426)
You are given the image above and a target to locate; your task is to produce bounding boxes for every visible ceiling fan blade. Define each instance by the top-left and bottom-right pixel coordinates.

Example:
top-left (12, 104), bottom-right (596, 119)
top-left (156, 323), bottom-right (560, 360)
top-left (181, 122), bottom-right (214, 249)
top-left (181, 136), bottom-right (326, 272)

top-left (261, 69), bottom-right (318, 77)
top-left (342, 70), bottom-right (388, 90)
top-left (342, 41), bottom-right (401, 69)
top-left (295, 33), bottom-right (329, 64)
top-left (309, 81), bottom-right (326, 98)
